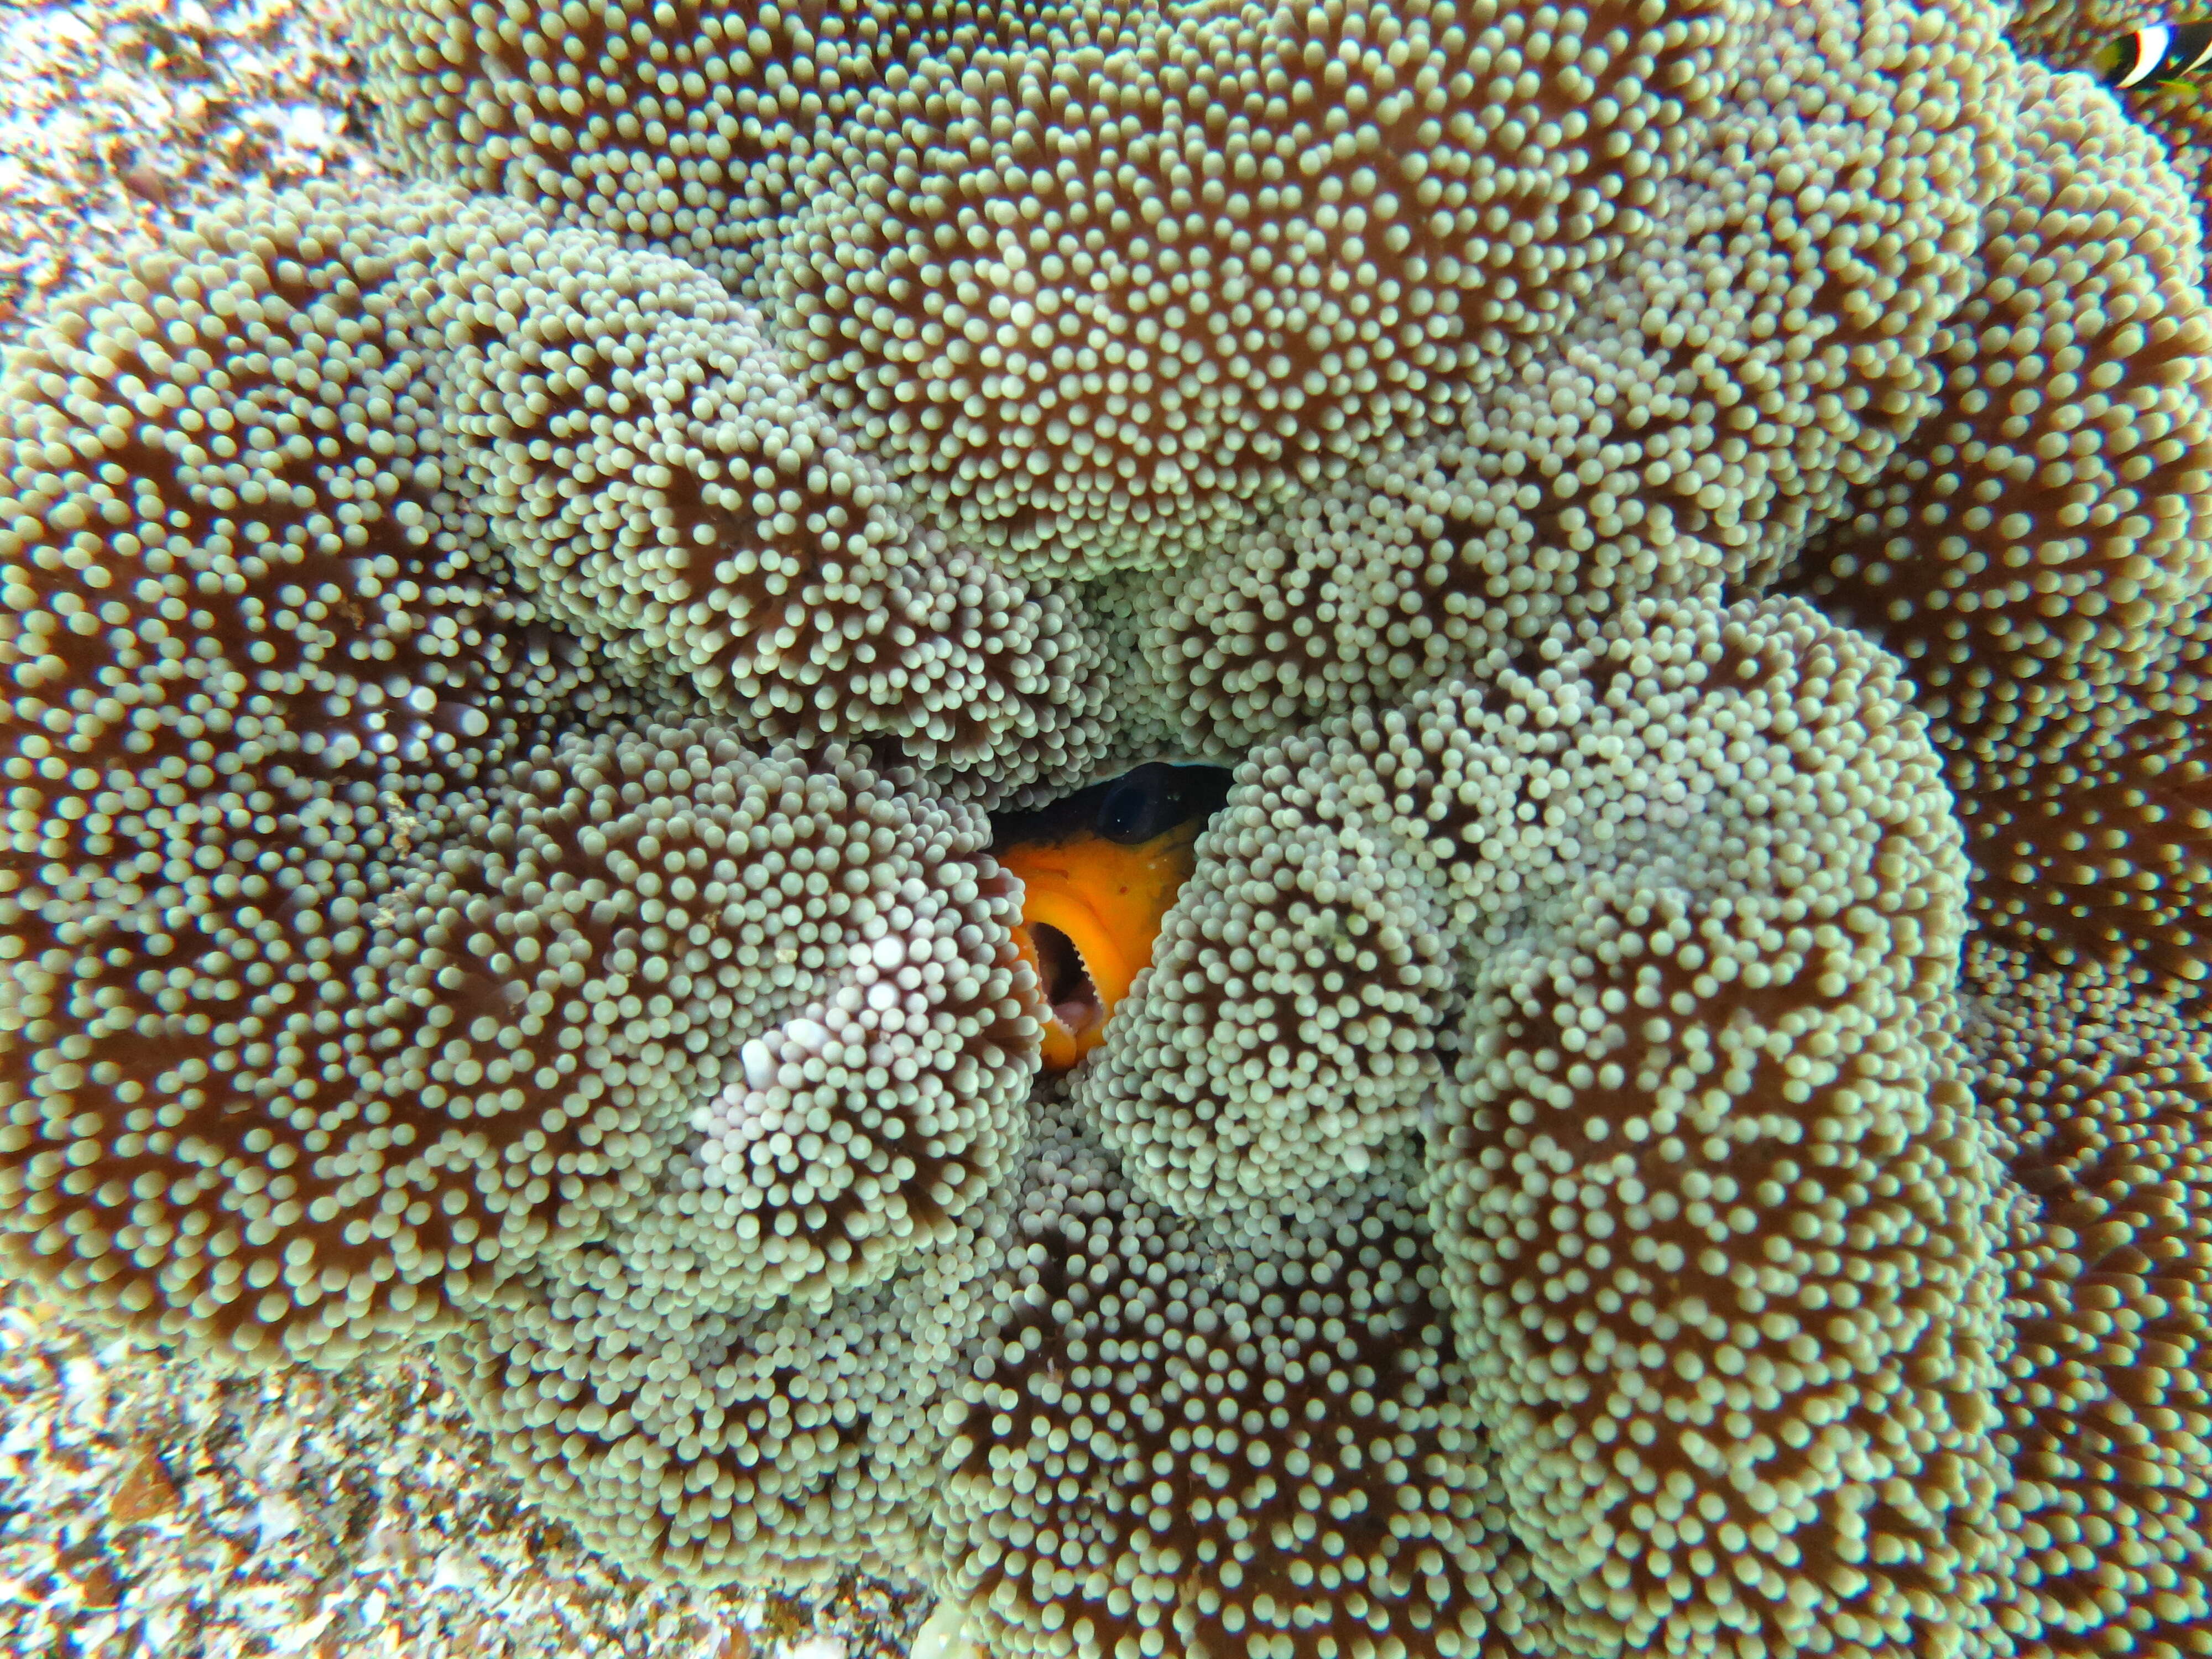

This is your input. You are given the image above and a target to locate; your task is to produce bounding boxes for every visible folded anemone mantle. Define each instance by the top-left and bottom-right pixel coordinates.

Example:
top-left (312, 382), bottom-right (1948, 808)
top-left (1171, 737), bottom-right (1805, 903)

top-left (2, 2), bottom-right (2209, 1658)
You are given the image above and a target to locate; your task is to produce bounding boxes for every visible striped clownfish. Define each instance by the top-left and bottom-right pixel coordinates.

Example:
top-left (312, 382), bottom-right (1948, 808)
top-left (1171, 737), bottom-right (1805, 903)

top-left (993, 761), bottom-right (1234, 1074)
top-left (2098, 20), bottom-right (2212, 89)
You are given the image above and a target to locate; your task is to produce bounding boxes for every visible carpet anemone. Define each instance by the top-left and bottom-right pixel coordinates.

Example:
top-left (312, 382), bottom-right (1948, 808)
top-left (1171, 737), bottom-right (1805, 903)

top-left (2, 2), bottom-right (2208, 1657)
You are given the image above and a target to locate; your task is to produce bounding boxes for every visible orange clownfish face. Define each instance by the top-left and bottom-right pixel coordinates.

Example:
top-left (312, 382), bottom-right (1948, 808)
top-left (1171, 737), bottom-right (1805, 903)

top-left (993, 763), bottom-right (1233, 1074)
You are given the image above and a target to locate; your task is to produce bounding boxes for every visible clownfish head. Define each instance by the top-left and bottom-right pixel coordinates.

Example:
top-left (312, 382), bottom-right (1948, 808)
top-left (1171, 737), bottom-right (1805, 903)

top-left (993, 761), bottom-right (1234, 1073)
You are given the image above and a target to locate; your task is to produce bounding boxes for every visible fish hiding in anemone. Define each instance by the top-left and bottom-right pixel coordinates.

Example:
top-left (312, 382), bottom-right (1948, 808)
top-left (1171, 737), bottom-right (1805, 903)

top-left (991, 763), bottom-right (1233, 1072)
top-left (2096, 19), bottom-right (2212, 87)
top-left (9, 1), bottom-right (2212, 1654)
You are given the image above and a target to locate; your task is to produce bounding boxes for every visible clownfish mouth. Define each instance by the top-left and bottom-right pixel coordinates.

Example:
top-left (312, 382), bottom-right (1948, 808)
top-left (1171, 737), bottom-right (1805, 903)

top-left (1027, 921), bottom-right (1105, 1037)
top-left (994, 761), bottom-right (1233, 1074)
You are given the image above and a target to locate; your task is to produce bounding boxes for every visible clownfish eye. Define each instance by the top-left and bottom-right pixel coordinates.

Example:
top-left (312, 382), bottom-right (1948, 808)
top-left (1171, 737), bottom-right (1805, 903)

top-left (1095, 763), bottom-right (1232, 844)
top-left (1097, 767), bottom-right (1167, 843)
